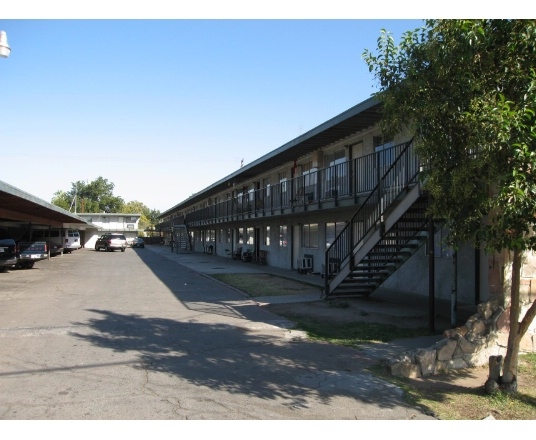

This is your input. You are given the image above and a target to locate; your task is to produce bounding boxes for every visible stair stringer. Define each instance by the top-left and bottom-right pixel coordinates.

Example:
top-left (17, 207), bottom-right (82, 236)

top-left (326, 183), bottom-right (424, 296)
top-left (172, 224), bottom-right (192, 253)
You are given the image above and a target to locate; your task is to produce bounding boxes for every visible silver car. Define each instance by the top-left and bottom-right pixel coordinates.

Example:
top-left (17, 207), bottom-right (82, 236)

top-left (95, 234), bottom-right (127, 252)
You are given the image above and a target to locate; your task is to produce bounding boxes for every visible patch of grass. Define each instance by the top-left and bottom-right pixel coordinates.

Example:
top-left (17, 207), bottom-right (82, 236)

top-left (209, 273), bottom-right (321, 297)
top-left (286, 314), bottom-right (431, 348)
top-left (370, 354), bottom-right (536, 420)
top-left (274, 307), bottom-right (536, 420)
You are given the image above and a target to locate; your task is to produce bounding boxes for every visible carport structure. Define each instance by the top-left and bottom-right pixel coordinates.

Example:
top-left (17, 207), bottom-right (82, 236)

top-left (0, 180), bottom-right (95, 237)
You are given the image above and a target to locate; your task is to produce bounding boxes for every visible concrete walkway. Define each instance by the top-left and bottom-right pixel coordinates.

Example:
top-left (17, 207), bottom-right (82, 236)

top-left (147, 245), bottom-right (325, 303)
top-left (144, 245), bottom-right (476, 362)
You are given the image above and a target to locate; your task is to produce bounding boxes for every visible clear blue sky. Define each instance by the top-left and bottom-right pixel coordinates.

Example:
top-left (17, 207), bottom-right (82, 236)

top-left (0, 3), bottom-right (516, 213)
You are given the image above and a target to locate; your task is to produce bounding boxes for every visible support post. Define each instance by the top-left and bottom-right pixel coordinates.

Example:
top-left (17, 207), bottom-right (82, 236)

top-left (451, 250), bottom-right (458, 327)
top-left (428, 211), bottom-right (435, 333)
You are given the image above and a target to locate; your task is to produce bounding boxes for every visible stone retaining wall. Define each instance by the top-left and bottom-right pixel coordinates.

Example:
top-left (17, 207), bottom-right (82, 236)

top-left (388, 300), bottom-right (535, 378)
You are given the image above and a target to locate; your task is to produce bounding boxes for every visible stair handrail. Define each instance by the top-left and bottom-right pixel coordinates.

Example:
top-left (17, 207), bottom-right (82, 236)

top-left (324, 138), bottom-right (420, 294)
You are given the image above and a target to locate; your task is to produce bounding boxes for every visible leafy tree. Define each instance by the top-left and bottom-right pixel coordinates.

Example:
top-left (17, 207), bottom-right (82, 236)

top-left (51, 190), bottom-right (72, 211)
top-left (363, 19), bottom-right (536, 392)
top-left (52, 177), bottom-right (125, 213)
top-left (51, 178), bottom-right (161, 236)
top-left (122, 201), bottom-right (160, 233)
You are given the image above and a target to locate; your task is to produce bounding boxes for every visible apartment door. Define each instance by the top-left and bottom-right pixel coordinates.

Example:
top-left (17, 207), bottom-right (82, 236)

top-left (292, 224), bottom-right (300, 269)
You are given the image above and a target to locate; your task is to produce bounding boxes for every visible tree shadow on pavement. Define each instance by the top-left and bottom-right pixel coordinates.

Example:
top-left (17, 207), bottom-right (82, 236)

top-left (70, 308), bottom-right (418, 412)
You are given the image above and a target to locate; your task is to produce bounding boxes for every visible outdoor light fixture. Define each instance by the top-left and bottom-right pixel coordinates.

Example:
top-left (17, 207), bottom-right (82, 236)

top-left (0, 31), bottom-right (11, 58)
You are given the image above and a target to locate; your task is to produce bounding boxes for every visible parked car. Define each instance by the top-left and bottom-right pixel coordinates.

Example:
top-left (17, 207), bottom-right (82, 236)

top-left (17, 242), bottom-right (48, 269)
top-left (95, 233), bottom-right (127, 252)
top-left (29, 229), bottom-right (65, 255)
top-left (0, 237), bottom-right (18, 272)
top-left (63, 229), bottom-right (81, 253)
top-left (131, 237), bottom-right (145, 248)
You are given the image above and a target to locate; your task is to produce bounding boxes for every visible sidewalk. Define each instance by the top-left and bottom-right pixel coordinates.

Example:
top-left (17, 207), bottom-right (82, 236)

top-left (145, 244), bottom-right (325, 303)
top-left (144, 245), bottom-right (475, 320)
top-left (143, 245), bottom-right (477, 361)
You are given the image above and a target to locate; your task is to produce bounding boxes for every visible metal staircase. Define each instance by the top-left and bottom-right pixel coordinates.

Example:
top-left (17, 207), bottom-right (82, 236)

top-left (172, 223), bottom-right (192, 253)
top-left (323, 138), bottom-right (433, 299)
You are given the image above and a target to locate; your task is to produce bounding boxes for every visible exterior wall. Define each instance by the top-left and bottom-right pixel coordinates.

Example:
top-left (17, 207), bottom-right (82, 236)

top-left (381, 238), bottom-right (480, 304)
top-left (160, 105), bottom-right (533, 315)
top-left (76, 213), bottom-right (141, 248)
top-left (161, 128), bottom-right (385, 225)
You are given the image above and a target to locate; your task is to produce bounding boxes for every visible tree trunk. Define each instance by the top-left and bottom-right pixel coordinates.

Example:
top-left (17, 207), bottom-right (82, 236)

top-left (500, 247), bottom-right (522, 391)
top-left (486, 247), bottom-right (536, 395)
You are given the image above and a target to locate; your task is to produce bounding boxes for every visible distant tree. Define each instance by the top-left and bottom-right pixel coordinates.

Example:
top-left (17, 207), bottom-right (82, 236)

top-left (122, 202), bottom-right (161, 233)
top-left (147, 209), bottom-right (161, 226)
top-left (363, 19), bottom-right (536, 393)
top-left (122, 200), bottom-right (151, 231)
top-left (51, 178), bottom-right (161, 235)
top-left (51, 190), bottom-right (72, 211)
top-left (82, 177), bottom-right (124, 213)
top-left (51, 177), bottom-right (124, 213)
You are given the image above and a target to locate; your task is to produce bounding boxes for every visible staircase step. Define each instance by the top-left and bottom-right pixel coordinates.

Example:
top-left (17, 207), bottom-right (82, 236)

top-left (332, 286), bottom-right (375, 295)
top-left (325, 160), bottom-right (431, 299)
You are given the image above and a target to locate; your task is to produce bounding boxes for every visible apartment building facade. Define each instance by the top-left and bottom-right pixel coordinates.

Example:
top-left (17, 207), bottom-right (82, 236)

top-left (158, 96), bottom-right (494, 307)
top-left (76, 213), bottom-right (141, 248)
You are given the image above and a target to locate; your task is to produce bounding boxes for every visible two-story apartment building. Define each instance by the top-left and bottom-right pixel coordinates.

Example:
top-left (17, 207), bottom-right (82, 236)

top-left (159, 96), bottom-right (487, 307)
top-left (76, 213), bottom-right (142, 248)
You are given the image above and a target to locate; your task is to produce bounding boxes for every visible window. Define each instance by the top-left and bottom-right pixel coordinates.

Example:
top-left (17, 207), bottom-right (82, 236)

top-left (301, 161), bottom-right (318, 197)
top-left (324, 149), bottom-right (347, 197)
top-left (226, 229), bottom-right (231, 243)
top-left (373, 136), bottom-right (394, 151)
top-left (324, 149), bottom-right (346, 167)
top-left (263, 226), bottom-right (270, 246)
top-left (207, 229), bottom-right (215, 243)
top-left (246, 227), bottom-right (254, 245)
top-left (374, 136), bottom-right (395, 177)
top-left (238, 228), bottom-right (244, 244)
top-left (325, 222), bottom-right (346, 248)
top-left (263, 178), bottom-right (270, 197)
top-left (279, 171), bottom-right (288, 193)
top-left (302, 224), bottom-right (318, 248)
top-left (279, 225), bottom-right (288, 247)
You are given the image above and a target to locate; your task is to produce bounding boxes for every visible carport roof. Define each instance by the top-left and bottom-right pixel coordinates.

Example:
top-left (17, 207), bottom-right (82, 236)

top-left (0, 180), bottom-right (93, 228)
top-left (160, 96), bottom-right (382, 217)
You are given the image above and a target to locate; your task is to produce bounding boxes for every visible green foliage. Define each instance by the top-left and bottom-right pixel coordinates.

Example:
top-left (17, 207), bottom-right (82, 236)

top-left (122, 201), bottom-right (161, 231)
top-left (363, 19), bottom-right (536, 253)
top-left (364, 20), bottom-right (536, 388)
top-left (51, 177), bottom-right (125, 213)
top-left (50, 177), bottom-right (160, 230)
top-left (291, 318), bottom-right (430, 348)
top-left (50, 190), bottom-right (72, 210)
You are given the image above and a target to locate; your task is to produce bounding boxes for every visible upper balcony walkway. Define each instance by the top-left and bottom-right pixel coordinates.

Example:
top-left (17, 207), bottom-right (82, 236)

top-left (160, 141), bottom-right (415, 229)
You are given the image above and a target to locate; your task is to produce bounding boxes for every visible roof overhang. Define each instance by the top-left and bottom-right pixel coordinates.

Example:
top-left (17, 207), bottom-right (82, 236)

top-left (0, 180), bottom-right (93, 228)
top-left (160, 96), bottom-right (382, 217)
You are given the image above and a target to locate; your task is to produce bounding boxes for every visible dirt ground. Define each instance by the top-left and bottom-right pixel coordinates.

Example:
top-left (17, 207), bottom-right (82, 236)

top-left (233, 274), bottom-right (534, 418)
top-left (261, 290), bottom-right (492, 395)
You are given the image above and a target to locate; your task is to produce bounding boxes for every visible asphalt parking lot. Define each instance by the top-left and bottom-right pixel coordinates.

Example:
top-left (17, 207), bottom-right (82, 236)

top-left (0, 246), bottom-right (436, 420)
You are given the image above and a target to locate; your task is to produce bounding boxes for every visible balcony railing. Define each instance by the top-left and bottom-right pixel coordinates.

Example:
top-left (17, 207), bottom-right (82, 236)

top-left (176, 141), bottom-right (418, 227)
